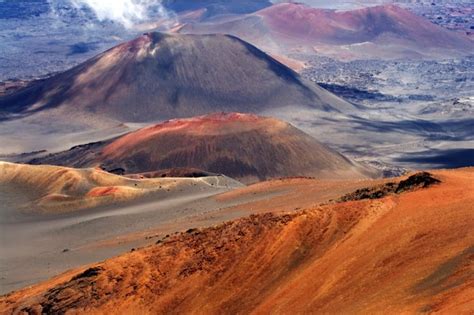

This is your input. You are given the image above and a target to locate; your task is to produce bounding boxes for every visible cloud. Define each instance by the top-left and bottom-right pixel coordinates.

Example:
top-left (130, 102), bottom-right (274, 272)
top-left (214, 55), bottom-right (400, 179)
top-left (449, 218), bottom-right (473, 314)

top-left (68, 0), bottom-right (174, 28)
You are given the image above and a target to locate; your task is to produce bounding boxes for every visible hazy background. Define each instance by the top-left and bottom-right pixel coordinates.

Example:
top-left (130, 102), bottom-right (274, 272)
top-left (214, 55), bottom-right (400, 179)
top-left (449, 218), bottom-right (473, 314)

top-left (0, 0), bottom-right (472, 80)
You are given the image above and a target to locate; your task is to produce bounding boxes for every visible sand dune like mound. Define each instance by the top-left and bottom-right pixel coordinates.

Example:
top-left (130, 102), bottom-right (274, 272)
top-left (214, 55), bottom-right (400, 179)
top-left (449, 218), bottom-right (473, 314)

top-left (1, 168), bottom-right (472, 313)
top-left (0, 162), bottom-right (241, 214)
top-left (31, 113), bottom-right (376, 183)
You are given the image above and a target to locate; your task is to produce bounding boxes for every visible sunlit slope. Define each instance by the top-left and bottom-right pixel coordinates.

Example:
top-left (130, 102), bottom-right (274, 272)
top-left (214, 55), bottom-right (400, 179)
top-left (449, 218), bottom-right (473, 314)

top-left (0, 162), bottom-right (241, 214)
top-left (1, 168), bottom-right (472, 313)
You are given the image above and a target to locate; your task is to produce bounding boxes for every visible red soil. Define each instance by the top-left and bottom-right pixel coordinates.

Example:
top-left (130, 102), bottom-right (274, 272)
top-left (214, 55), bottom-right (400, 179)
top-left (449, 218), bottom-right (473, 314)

top-left (1, 168), bottom-right (472, 313)
top-left (86, 186), bottom-right (121, 198)
top-left (102, 113), bottom-right (261, 158)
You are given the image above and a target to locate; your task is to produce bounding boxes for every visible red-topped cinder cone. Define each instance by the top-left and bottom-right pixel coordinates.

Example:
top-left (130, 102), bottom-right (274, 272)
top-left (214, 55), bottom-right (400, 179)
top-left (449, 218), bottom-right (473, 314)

top-left (184, 3), bottom-right (474, 59)
top-left (31, 112), bottom-right (378, 183)
top-left (257, 3), bottom-right (473, 47)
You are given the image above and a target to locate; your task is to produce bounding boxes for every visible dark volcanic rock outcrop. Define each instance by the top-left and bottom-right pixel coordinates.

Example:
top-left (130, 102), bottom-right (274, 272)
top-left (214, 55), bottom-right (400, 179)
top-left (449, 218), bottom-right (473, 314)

top-left (339, 172), bottom-right (441, 201)
top-left (125, 168), bottom-right (217, 179)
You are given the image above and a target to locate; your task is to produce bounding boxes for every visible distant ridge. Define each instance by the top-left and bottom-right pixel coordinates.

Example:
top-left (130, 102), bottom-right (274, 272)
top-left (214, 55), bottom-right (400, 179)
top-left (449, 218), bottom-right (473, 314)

top-left (182, 3), bottom-right (474, 59)
top-left (162, 0), bottom-right (272, 19)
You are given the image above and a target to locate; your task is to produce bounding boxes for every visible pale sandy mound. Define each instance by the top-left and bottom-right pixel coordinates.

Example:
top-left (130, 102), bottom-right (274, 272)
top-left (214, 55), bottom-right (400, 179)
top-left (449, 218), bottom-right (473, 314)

top-left (0, 162), bottom-right (241, 214)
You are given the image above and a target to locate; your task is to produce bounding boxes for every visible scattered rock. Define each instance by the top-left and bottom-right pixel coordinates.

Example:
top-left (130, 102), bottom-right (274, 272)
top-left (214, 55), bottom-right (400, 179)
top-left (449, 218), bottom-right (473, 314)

top-left (71, 267), bottom-right (103, 281)
top-left (105, 168), bottom-right (126, 175)
top-left (339, 183), bottom-right (396, 202)
top-left (339, 172), bottom-right (440, 202)
top-left (395, 172), bottom-right (441, 193)
top-left (186, 228), bottom-right (199, 234)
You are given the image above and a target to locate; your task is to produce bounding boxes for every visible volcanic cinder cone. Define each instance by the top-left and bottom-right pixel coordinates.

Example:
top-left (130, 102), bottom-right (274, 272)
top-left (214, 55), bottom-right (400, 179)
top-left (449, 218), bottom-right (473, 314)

top-left (183, 3), bottom-right (474, 60)
top-left (0, 32), bottom-right (352, 124)
top-left (31, 112), bottom-right (376, 183)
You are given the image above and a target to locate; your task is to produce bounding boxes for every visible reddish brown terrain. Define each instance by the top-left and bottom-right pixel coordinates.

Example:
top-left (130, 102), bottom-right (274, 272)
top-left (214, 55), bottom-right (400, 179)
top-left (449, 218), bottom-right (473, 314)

top-left (1, 2), bottom-right (472, 314)
top-left (0, 161), bottom-right (384, 295)
top-left (1, 168), bottom-right (472, 314)
top-left (258, 3), bottom-right (472, 47)
top-left (183, 3), bottom-right (474, 60)
top-left (30, 113), bottom-right (376, 183)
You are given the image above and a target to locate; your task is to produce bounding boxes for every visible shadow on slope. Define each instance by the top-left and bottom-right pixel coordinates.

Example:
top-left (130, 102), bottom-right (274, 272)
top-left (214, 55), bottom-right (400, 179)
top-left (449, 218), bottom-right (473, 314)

top-left (397, 149), bottom-right (474, 168)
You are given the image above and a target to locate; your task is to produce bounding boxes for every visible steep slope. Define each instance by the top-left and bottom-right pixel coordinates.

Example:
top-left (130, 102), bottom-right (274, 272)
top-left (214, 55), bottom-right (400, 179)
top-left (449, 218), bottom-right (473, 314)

top-left (0, 161), bottom-right (241, 215)
top-left (0, 32), bottom-right (351, 123)
top-left (30, 113), bottom-right (375, 183)
top-left (182, 3), bottom-right (474, 60)
top-left (1, 168), bottom-right (472, 313)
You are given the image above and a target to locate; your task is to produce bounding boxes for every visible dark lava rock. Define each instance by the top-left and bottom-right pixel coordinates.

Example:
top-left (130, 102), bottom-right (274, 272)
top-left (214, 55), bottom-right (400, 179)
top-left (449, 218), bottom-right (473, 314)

top-left (395, 172), bottom-right (441, 193)
top-left (71, 267), bottom-right (103, 281)
top-left (339, 172), bottom-right (440, 202)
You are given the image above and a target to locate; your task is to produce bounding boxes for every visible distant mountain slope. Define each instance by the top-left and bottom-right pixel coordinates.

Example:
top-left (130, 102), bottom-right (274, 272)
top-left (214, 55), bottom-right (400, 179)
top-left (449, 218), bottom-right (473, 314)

top-left (30, 113), bottom-right (376, 183)
top-left (0, 32), bottom-right (353, 124)
top-left (162, 0), bottom-right (271, 19)
top-left (2, 168), bottom-right (472, 313)
top-left (182, 3), bottom-right (474, 60)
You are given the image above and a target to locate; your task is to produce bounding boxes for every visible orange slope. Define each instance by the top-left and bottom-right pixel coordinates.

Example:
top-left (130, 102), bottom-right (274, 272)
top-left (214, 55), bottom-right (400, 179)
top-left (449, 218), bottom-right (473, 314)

top-left (1, 168), bottom-right (473, 313)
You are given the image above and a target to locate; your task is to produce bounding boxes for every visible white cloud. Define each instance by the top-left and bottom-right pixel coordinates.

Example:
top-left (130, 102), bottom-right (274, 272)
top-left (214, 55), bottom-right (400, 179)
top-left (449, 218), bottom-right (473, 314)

top-left (69, 0), bottom-right (172, 28)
